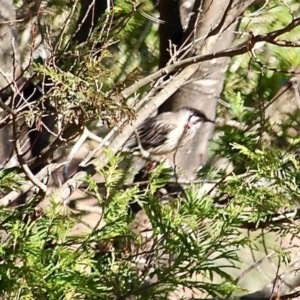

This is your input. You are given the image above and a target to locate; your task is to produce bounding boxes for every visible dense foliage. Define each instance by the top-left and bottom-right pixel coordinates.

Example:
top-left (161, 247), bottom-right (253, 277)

top-left (1, 0), bottom-right (300, 299)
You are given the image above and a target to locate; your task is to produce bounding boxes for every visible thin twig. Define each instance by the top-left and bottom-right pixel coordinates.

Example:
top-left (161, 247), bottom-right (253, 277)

top-left (12, 116), bottom-right (47, 193)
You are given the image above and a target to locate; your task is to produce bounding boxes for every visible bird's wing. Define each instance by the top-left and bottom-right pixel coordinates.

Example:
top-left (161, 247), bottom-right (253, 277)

top-left (137, 116), bottom-right (177, 150)
top-left (123, 113), bottom-right (176, 150)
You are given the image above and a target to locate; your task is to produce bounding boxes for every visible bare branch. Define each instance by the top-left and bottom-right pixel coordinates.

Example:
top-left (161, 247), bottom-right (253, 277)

top-left (122, 17), bottom-right (300, 100)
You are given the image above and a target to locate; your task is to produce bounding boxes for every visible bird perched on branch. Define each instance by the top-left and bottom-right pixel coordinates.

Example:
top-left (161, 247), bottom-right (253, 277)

top-left (124, 107), bottom-right (214, 156)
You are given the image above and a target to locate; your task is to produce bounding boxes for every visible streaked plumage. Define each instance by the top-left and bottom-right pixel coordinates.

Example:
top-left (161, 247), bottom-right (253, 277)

top-left (124, 107), bottom-right (214, 155)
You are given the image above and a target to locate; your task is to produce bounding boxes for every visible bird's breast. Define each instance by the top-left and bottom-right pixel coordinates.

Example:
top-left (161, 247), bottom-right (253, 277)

top-left (167, 126), bottom-right (186, 147)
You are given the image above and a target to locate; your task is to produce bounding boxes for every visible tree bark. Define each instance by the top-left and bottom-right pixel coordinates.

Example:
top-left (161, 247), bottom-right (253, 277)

top-left (158, 0), bottom-right (258, 179)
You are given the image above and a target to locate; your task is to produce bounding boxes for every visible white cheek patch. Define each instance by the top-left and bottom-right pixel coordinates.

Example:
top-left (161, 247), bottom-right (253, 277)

top-left (189, 115), bottom-right (200, 123)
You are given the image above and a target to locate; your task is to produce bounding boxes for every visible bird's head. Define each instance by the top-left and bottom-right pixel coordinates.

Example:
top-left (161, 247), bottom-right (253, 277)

top-left (177, 107), bottom-right (215, 128)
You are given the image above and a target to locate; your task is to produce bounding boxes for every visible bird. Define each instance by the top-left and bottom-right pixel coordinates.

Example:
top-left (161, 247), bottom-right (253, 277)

top-left (123, 107), bottom-right (215, 156)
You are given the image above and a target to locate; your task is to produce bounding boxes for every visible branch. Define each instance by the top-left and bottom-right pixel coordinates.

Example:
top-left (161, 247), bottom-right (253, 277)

top-left (12, 120), bottom-right (47, 193)
top-left (63, 126), bottom-right (106, 180)
top-left (47, 64), bottom-right (200, 203)
top-left (122, 17), bottom-right (300, 99)
top-left (46, 14), bottom-right (300, 202)
top-left (26, 122), bottom-right (83, 170)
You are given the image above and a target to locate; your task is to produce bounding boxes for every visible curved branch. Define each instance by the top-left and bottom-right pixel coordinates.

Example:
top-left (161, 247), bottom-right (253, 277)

top-left (122, 17), bottom-right (300, 99)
